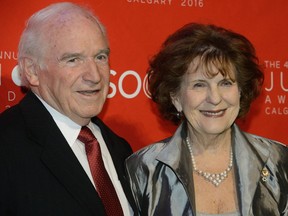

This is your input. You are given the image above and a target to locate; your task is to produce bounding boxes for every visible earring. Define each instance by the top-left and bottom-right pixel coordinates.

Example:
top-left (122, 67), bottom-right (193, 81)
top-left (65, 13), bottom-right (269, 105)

top-left (176, 111), bottom-right (183, 119)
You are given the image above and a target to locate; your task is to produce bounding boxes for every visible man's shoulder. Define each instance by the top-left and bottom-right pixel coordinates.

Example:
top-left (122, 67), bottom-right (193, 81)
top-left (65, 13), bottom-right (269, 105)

top-left (92, 117), bottom-right (126, 142)
top-left (0, 104), bottom-right (22, 131)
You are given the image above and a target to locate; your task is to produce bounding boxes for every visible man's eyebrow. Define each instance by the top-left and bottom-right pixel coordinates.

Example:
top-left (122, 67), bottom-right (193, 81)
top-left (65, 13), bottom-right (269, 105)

top-left (98, 48), bottom-right (110, 55)
top-left (57, 53), bottom-right (84, 62)
top-left (57, 48), bottom-right (110, 62)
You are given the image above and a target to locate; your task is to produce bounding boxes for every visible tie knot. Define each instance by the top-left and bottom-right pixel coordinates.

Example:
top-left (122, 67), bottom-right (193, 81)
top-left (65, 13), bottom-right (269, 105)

top-left (78, 126), bottom-right (96, 144)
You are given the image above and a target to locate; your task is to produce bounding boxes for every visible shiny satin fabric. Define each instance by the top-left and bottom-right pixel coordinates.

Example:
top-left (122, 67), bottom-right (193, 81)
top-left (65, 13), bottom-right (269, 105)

top-left (125, 122), bottom-right (288, 216)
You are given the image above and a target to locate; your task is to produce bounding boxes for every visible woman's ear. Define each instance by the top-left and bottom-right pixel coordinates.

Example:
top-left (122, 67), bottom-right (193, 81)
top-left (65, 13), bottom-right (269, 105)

top-left (170, 93), bottom-right (182, 112)
top-left (20, 57), bottom-right (40, 86)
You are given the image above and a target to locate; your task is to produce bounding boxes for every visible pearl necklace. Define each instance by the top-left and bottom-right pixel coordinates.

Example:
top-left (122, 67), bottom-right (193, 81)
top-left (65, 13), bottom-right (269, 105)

top-left (185, 137), bottom-right (233, 187)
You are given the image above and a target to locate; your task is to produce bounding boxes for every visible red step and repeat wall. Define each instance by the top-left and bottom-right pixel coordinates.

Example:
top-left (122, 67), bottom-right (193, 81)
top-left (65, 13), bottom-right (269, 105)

top-left (1, 0), bottom-right (287, 150)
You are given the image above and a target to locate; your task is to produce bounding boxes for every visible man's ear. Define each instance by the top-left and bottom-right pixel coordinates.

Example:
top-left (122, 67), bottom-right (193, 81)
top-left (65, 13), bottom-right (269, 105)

top-left (170, 93), bottom-right (182, 112)
top-left (20, 57), bottom-right (40, 86)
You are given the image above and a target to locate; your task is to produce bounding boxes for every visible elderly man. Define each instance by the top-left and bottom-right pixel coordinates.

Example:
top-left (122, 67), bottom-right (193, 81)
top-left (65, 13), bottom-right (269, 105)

top-left (0, 2), bottom-right (136, 216)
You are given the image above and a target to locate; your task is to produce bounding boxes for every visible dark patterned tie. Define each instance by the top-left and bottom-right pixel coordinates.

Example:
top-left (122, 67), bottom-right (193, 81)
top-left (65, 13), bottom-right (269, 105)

top-left (78, 126), bottom-right (124, 216)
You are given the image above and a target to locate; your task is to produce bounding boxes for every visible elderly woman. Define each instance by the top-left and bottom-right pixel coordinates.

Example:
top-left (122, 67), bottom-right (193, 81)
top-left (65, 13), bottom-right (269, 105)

top-left (125, 23), bottom-right (288, 216)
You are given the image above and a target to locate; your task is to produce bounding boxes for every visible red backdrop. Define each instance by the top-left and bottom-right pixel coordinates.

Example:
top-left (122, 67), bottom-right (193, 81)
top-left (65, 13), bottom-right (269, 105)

top-left (1, 0), bottom-right (287, 151)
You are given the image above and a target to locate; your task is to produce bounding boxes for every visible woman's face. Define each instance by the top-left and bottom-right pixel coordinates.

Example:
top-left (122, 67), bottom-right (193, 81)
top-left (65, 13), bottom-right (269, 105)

top-left (171, 59), bottom-right (241, 137)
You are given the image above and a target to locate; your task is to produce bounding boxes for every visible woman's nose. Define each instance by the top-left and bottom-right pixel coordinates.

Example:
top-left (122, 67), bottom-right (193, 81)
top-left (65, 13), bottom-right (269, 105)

top-left (207, 87), bottom-right (222, 105)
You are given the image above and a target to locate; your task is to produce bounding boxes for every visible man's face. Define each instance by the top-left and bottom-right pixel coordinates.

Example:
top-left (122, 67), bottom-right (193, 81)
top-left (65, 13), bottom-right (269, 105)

top-left (32, 15), bottom-right (110, 125)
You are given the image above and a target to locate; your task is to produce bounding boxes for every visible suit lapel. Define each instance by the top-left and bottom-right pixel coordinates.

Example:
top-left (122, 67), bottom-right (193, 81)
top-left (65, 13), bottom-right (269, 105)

top-left (233, 125), bottom-right (270, 216)
top-left (92, 118), bottom-right (130, 184)
top-left (20, 92), bottom-right (106, 215)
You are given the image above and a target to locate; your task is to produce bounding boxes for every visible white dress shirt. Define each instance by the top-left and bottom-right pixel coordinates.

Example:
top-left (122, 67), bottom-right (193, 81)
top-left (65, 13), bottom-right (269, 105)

top-left (37, 95), bottom-right (133, 215)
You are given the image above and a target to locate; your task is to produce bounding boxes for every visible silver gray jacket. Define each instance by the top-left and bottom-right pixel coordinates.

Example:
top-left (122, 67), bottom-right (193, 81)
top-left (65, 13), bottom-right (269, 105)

top-left (125, 123), bottom-right (288, 216)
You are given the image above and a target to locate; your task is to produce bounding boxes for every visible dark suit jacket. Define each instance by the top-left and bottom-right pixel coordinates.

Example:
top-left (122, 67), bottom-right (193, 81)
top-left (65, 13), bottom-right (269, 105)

top-left (0, 91), bottom-right (136, 216)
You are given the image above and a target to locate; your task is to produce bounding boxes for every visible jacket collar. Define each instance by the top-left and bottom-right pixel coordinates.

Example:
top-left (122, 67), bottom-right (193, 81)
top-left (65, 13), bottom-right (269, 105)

top-left (155, 122), bottom-right (271, 216)
top-left (156, 122), bottom-right (196, 215)
top-left (232, 124), bottom-right (270, 216)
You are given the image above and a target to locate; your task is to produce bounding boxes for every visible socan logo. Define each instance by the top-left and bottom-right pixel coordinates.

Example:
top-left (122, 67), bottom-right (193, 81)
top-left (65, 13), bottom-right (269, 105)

top-left (108, 69), bottom-right (150, 99)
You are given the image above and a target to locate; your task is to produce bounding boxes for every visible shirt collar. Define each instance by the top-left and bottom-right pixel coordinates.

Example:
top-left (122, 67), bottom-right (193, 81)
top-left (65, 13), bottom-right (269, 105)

top-left (35, 94), bottom-right (81, 147)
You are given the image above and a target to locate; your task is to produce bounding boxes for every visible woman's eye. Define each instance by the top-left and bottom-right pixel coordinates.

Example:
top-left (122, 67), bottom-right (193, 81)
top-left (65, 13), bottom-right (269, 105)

top-left (193, 82), bottom-right (206, 88)
top-left (221, 80), bottom-right (233, 86)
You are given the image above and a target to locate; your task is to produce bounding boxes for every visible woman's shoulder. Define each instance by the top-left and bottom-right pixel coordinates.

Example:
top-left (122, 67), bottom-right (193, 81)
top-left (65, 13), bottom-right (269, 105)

top-left (245, 131), bottom-right (287, 149)
top-left (243, 130), bottom-right (288, 162)
top-left (234, 124), bottom-right (287, 149)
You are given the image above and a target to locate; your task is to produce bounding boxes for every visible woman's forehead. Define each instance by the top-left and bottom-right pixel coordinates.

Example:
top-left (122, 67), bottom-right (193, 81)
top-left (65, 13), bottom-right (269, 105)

top-left (186, 56), bottom-right (236, 79)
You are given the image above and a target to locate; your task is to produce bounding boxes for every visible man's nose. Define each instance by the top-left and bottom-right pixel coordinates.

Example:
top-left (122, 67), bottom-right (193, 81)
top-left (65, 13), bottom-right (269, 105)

top-left (82, 58), bottom-right (102, 84)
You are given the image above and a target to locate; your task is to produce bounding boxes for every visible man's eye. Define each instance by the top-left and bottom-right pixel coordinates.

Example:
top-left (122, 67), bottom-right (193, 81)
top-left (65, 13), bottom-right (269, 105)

top-left (65, 57), bottom-right (85, 67)
top-left (96, 54), bottom-right (109, 63)
top-left (67, 58), bottom-right (78, 63)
